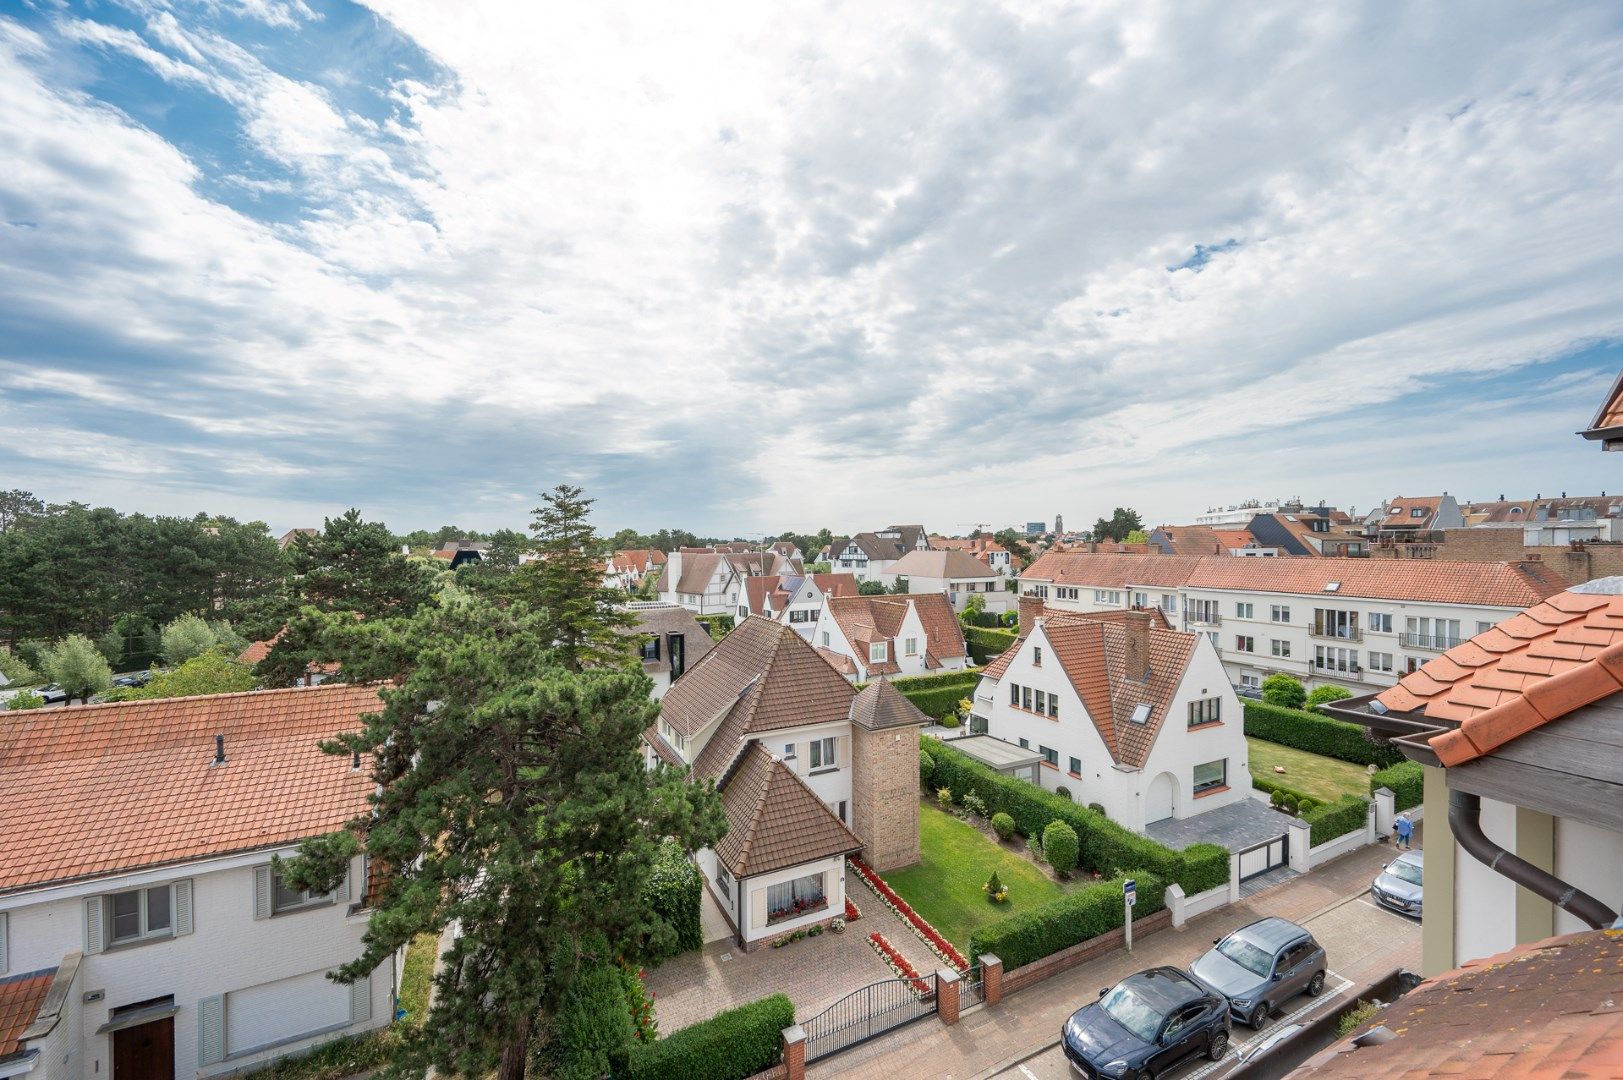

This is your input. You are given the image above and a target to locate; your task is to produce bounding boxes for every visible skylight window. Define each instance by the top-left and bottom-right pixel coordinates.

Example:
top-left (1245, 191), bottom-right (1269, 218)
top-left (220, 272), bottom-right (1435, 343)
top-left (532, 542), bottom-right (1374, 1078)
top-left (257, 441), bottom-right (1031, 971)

top-left (1324, 582), bottom-right (1341, 592)
top-left (1130, 704), bottom-right (1151, 725)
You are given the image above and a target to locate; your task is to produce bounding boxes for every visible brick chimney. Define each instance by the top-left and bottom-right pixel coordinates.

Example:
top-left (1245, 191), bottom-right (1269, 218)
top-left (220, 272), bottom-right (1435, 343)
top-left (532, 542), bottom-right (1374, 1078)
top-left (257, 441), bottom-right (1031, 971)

top-left (1124, 610), bottom-right (1151, 682)
top-left (1018, 593), bottom-right (1046, 631)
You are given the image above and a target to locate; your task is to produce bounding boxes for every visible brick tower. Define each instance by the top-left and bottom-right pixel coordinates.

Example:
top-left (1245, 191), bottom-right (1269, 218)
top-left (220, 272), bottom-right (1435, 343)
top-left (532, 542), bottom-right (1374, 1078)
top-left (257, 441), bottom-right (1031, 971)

top-left (848, 679), bottom-right (928, 871)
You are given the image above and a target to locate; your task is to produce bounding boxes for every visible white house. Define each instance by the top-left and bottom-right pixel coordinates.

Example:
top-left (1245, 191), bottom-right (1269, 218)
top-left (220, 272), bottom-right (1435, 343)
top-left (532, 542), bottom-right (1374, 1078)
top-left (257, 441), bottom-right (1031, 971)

top-left (929, 536), bottom-right (1015, 577)
top-left (967, 604), bottom-right (1250, 832)
top-left (1328, 577), bottom-right (1623, 977)
top-left (622, 601), bottom-right (715, 699)
top-left (739, 572), bottom-right (859, 638)
top-left (656, 550), bottom-right (742, 614)
top-left (1019, 551), bottom-right (1566, 695)
top-left (813, 593), bottom-right (969, 683)
top-left (0, 684), bottom-right (396, 1080)
top-left (882, 549), bottom-right (1013, 614)
top-left (641, 618), bottom-right (928, 947)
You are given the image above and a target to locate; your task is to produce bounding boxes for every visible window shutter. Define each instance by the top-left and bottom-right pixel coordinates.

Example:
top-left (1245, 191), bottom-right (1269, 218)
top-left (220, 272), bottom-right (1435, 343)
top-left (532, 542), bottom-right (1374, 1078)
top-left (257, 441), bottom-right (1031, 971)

top-left (0, 911), bottom-right (8, 973)
top-left (197, 995), bottom-right (226, 1066)
top-left (349, 973), bottom-right (372, 1024)
top-left (174, 879), bottom-right (194, 936)
top-left (253, 865), bottom-right (272, 920)
top-left (84, 897), bottom-right (104, 955)
top-left (337, 860), bottom-right (352, 904)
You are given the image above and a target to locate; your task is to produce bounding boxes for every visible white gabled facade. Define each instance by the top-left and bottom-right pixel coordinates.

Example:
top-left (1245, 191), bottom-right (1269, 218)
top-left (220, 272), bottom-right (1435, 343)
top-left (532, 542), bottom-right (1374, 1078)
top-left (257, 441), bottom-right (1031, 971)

top-left (1, 851), bottom-right (393, 1080)
top-left (658, 551), bottom-right (742, 615)
top-left (971, 621), bottom-right (1249, 832)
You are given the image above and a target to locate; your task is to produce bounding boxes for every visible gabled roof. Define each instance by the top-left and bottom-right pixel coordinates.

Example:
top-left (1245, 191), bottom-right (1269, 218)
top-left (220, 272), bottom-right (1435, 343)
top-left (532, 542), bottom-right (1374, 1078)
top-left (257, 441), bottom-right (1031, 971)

top-left (656, 617), bottom-right (855, 779)
top-left (810, 572), bottom-right (859, 599)
top-left (0, 683), bottom-right (380, 894)
top-left (849, 679), bottom-right (932, 731)
top-left (660, 552), bottom-right (731, 594)
top-left (714, 743), bottom-right (863, 877)
top-left (886, 548), bottom-right (996, 580)
top-left (1371, 580), bottom-right (1623, 765)
top-left (841, 532), bottom-right (906, 562)
top-left (1292, 929), bottom-right (1623, 1079)
top-left (1379, 496), bottom-right (1445, 528)
top-left (1148, 525), bottom-right (1228, 556)
top-left (0, 967), bottom-right (57, 1057)
top-left (1023, 552), bottom-right (1204, 589)
top-left (822, 594), bottom-right (967, 672)
top-left (742, 574), bottom-right (790, 617)
top-left (622, 602), bottom-right (715, 674)
top-left (980, 606), bottom-right (1171, 680)
top-left (1578, 367), bottom-right (1623, 446)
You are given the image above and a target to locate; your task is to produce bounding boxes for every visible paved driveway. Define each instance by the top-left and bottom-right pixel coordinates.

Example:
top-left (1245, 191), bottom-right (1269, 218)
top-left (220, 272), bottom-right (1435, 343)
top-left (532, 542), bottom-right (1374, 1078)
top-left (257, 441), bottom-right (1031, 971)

top-left (810, 834), bottom-right (1421, 1080)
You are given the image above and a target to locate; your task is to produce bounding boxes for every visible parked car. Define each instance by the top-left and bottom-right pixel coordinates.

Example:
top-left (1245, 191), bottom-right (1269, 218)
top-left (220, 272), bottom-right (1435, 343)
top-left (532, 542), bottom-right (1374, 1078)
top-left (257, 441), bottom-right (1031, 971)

top-left (1371, 850), bottom-right (1423, 917)
top-left (1188, 917), bottom-right (1327, 1030)
top-left (111, 670), bottom-right (153, 688)
top-left (1062, 966), bottom-right (1229, 1078)
top-left (1234, 684), bottom-right (1263, 700)
top-left (36, 683), bottom-right (69, 704)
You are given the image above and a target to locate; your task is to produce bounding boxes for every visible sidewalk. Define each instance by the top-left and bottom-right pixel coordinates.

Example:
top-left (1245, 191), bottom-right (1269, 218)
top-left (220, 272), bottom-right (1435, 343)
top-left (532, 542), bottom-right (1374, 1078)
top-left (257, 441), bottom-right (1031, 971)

top-left (809, 836), bottom-right (1421, 1079)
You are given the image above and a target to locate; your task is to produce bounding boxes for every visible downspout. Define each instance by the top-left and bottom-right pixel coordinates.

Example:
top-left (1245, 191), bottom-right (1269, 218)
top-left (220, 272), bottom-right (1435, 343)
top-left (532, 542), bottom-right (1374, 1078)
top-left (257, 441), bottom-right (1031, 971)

top-left (1448, 790), bottom-right (1616, 930)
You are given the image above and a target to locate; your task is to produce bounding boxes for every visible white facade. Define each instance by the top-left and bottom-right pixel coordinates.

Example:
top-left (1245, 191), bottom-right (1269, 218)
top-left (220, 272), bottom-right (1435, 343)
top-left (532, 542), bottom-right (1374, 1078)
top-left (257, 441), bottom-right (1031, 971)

top-left (815, 602), bottom-right (968, 683)
top-left (1, 850), bottom-right (394, 1080)
top-left (831, 540), bottom-right (894, 584)
top-left (1195, 502), bottom-right (1280, 527)
top-left (659, 552), bottom-right (741, 615)
top-left (971, 624), bottom-right (1249, 831)
top-left (695, 849), bottom-right (848, 948)
top-left (889, 572), bottom-right (1013, 614)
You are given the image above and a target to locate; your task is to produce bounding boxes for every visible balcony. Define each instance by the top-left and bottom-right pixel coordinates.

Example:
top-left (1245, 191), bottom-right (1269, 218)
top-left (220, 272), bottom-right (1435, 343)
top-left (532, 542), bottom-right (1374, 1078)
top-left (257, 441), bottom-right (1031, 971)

top-left (1313, 661), bottom-right (1363, 676)
top-left (1310, 627), bottom-right (1362, 643)
top-left (1400, 632), bottom-right (1462, 651)
top-left (1188, 611), bottom-right (1222, 626)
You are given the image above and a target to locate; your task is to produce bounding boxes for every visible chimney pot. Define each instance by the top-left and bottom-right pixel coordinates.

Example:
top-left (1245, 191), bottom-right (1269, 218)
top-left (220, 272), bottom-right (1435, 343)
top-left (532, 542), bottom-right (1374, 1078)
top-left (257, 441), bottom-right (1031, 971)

top-left (214, 734), bottom-right (226, 765)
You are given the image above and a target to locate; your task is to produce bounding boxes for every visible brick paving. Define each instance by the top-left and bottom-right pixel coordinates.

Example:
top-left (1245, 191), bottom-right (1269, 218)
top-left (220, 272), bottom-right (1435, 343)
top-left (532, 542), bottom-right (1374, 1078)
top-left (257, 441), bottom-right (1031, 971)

top-left (646, 873), bottom-right (947, 1031)
top-left (808, 830), bottom-right (1423, 1079)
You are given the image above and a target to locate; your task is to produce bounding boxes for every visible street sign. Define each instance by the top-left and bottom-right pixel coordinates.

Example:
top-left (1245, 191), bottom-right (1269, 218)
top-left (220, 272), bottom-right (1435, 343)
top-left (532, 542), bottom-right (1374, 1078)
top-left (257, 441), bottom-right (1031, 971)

top-left (1123, 878), bottom-right (1136, 907)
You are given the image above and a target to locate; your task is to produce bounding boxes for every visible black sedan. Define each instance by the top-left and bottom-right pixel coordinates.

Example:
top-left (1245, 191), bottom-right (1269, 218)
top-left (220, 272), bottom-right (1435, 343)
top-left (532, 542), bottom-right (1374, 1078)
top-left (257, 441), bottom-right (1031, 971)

top-left (1062, 966), bottom-right (1229, 1079)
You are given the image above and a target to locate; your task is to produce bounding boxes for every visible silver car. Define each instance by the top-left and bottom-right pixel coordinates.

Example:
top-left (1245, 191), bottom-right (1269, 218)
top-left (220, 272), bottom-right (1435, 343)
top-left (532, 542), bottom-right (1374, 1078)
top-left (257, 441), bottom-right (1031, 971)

top-left (1372, 850), bottom-right (1423, 916)
top-left (1187, 917), bottom-right (1327, 1030)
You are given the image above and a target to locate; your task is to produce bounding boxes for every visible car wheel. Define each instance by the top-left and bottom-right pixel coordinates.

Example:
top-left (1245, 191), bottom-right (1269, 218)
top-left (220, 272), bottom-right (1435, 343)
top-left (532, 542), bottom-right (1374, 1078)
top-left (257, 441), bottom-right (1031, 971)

top-left (1207, 1030), bottom-right (1229, 1061)
top-left (1307, 971), bottom-right (1326, 997)
top-left (1248, 1001), bottom-right (1270, 1030)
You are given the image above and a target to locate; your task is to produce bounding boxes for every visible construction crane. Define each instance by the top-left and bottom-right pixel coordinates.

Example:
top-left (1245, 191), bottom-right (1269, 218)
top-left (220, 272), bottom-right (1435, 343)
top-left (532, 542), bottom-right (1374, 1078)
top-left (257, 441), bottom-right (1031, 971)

top-left (956, 522), bottom-right (993, 532)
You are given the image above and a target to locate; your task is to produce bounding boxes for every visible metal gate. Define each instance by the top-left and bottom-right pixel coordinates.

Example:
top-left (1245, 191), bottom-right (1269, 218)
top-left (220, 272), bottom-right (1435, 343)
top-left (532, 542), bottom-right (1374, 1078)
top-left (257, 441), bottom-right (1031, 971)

top-left (1237, 832), bottom-right (1289, 880)
top-left (959, 965), bottom-right (985, 1009)
top-left (803, 975), bottom-right (937, 1062)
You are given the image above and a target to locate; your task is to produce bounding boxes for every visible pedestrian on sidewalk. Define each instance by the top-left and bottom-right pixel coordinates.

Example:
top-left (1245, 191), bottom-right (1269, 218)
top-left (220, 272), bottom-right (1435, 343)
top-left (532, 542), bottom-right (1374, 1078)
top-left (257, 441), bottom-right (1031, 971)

top-left (1395, 813), bottom-right (1413, 850)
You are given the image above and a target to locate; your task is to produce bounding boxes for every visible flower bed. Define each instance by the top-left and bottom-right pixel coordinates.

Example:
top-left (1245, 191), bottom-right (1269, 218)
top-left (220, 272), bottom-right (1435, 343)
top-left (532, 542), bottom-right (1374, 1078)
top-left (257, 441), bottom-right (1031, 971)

top-left (868, 931), bottom-right (932, 1000)
top-left (845, 897), bottom-right (861, 922)
top-left (849, 856), bottom-right (970, 972)
top-left (766, 895), bottom-right (828, 925)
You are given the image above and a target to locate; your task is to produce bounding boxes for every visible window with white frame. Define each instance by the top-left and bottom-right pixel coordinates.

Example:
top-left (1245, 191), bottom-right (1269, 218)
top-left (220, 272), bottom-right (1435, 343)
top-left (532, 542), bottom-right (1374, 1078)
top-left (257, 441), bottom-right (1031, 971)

top-left (1190, 599), bottom-right (1220, 623)
top-left (809, 736), bottom-right (837, 771)
top-left (1235, 602), bottom-right (1254, 619)
top-left (1010, 681), bottom-right (1019, 705)
top-left (783, 742), bottom-right (796, 760)
top-left (1239, 673), bottom-right (1261, 689)
top-left (1047, 693), bottom-right (1058, 719)
top-left (1271, 639), bottom-right (1291, 658)
top-left (869, 642), bottom-right (888, 663)
top-left (1368, 612), bottom-right (1393, 633)
top-left (821, 631), bottom-right (830, 647)
top-left (1095, 589), bottom-right (1122, 604)
top-left (715, 865), bottom-right (733, 902)
top-left (1133, 591), bottom-right (1149, 608)
top-left (1235, 635), bottom-right (1256, 653)
top-left (1161, 594), bottom-right (1178, 614)
top-left (1033, 646), bottom-right (1043, 666)
top-left (106, 884), bottom-right (174, 945)
top-left (1022, 686), bottom-right (1033, 710)
top-left (1270, 604), bottom-right (1291, 623)
top-left (272, 871), bottom-right (334, 915)
top-left (1315, 645), bottom-right (1359, 673)
top-left (1193, 759), bottom-right (1227, 794)
top-left (1056, 586), bottom-right (1080, 600)
top-left (766, 873), bottom-right (826, 923)
top-left (789, 609), bottom-right (815, 623)
top-left (1188, 697), bottom-right (1221, 726)
top-left (1367, 651), bottom-right (1394, 673)
top-left (904, 636), bottom-right (918, 656)
top-left (1034, 689), bottom-right (1047, 714)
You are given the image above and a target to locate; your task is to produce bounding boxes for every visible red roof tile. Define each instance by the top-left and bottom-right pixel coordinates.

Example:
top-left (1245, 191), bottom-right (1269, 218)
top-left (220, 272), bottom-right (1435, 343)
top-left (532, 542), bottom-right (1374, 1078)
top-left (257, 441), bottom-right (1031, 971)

top-left (0, 683), bottom-right (380, 893)
top-left (0, 968), bottom-right (55, 1057)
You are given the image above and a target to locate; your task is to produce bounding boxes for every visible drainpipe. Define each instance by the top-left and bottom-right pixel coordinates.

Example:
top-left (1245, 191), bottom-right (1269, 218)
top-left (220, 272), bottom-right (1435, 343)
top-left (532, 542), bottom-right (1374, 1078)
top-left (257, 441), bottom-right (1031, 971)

top-left (1448, 791), bottom-right (1616, 930)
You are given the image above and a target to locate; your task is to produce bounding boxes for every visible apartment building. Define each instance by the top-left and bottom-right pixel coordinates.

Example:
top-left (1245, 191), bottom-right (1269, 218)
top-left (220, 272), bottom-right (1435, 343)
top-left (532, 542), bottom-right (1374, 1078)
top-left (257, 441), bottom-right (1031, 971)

top-left (1019, 553), bottom-right (1567, 694)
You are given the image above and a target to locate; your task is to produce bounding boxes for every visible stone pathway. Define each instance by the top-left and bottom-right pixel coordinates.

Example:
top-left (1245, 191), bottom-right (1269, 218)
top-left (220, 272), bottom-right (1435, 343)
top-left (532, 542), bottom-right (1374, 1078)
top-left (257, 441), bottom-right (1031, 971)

top-left (646, 872), bottom-right (950, 1032)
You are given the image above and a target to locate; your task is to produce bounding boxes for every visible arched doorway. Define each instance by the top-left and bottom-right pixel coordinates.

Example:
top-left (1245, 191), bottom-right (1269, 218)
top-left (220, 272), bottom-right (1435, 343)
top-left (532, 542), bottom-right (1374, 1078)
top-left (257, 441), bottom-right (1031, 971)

top-left (1146, 772), bottom-right (1177, 823)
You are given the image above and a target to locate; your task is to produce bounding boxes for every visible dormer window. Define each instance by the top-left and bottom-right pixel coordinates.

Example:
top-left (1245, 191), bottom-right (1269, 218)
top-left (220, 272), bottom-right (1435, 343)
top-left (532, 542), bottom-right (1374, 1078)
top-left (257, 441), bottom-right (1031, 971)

top-left (870, 642), bottom-right (888, 663)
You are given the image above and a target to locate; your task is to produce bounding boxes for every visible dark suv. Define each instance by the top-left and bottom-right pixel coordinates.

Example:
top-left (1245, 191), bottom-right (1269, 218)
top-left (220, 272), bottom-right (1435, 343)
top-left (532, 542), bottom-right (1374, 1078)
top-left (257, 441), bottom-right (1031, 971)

top-left (1188, 917), bottom-right (1327, 1029)
top-left (1062, 966), bottom-right (1229, 1078)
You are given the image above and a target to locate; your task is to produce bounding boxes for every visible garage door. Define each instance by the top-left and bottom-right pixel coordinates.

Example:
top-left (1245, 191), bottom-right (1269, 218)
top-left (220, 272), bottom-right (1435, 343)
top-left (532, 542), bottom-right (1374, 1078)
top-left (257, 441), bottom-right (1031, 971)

top-left (226, 969), bottom-right (353, 1055)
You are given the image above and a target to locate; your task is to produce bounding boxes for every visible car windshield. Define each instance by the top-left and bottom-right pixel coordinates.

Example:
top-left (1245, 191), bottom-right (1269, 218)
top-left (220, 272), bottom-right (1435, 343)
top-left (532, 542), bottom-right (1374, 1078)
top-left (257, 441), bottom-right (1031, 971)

top-left (1388, 860), bottom-right (1423, 886)
top-left (1217, 936), bottom-right (1274, 977)
top-left (1100, 984), bottom-right (1164, 1043)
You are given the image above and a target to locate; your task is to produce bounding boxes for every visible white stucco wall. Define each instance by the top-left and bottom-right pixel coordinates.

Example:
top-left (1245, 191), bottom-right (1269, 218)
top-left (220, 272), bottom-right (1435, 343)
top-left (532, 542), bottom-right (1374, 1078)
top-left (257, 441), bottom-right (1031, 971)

top-left (738, 855), bottom-right (847, 945)
top-left (2, 852), bottom-right (391, 1079)
top-left (1551, 816), bottom-right (1623, 937)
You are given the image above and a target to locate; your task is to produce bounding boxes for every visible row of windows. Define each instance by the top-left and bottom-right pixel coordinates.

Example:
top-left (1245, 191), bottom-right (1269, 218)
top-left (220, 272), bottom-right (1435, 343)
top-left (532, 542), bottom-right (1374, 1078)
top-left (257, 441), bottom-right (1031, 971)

top-left (81, 864), bottom-right (344, 956)
top-left (1188, 697), bottom-right (1221, 727)
top-left (783, 737), bottom-right (839, 771)
top-left (1055, 586), bottom-right (1081, 600)
top-left (1008, 681), bottom-right (1059, 718)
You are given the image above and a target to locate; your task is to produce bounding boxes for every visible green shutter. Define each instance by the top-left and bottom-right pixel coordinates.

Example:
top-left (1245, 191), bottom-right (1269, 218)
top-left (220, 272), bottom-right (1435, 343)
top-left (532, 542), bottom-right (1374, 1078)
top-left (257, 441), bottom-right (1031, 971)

top-left (84, 897), bottom-right (104, 955)
top-left (197, 995), bottom-right (225, 1065)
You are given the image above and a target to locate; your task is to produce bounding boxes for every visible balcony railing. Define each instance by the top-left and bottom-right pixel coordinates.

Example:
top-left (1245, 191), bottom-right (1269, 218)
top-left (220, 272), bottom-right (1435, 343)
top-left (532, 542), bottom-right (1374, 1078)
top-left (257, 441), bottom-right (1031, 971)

top-left (1400, 632), bottom-right (1462, 651)
top-left (1313, 661), bottom-right (1363, 675)
top-left (1188, 611), bottom-right (1222, 626)
top-left (1310, 627), bottom-right (1363, 642)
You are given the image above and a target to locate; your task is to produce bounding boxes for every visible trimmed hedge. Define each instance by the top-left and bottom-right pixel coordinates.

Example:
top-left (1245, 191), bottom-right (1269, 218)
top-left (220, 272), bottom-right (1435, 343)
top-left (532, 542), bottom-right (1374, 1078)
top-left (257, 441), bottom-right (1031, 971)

top-left (694, 614), bottom-right (735, 639)
top-left (859, 669), bottom-right (982, 721)
top-left (627, 993), bottom-right (793, 1080)
top-left (922, 738), bottom-right (1230, 894)
top-left (554, 963), bottom-right (637, 1080)
top-left (965, 626), bottom-right (1018, 664)
top-left (969, 873), bottom-right (1165, 970)
top-left (1303, 794), bottom-right (1370, 846)
top-left (1250, 773), bottom-right (1316, 808)
top-left (1371, 760), bottom-right (1424, 811)
top-left (1243, 700), bottom-right (1403, 768)
top-left (642, 841), bottom-right (703, 962)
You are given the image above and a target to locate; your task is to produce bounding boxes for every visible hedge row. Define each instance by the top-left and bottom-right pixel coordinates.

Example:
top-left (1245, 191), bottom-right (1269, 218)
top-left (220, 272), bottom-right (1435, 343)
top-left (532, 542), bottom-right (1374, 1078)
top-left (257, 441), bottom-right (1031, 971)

top-left (969, 873), bottom-right (1166, 971)
top-left (860, 670), bottom-right (983, 721)
top-left (1371, 760), bottom-right (1424, 811)
top-left (922, 738), bottom-right (1229, 894)
top-left (857, 668), bottom-right (985, 692)
top-left (1250, 773), bottom-right (1317, 808)
top-left (1243, 700), bottom-right (1404, 768)
top-left (554, 962), bottom-right (638, 1080)
top-left (626, 993), bottom-right (793, 1080)
top-left (694, 614), bottom-right (735, 640)
top-left (1303, 795), bottom-right (1370, 846)
top-left (642, 841), bottom-right (703, 963)
top-left (965, 626), bottom-right (1019, 664)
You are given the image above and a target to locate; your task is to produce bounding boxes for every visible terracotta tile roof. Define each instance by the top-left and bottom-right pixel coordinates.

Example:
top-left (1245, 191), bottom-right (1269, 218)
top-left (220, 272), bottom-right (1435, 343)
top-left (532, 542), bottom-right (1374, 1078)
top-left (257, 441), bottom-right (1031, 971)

top-left (849, 679), bottom-right (931, 731)
top-left (1292, 928), bottom-right (1623, 1079)
top-left (886, 549), bottom-right (996, 580)
top-left (0, 968), bottom-right (56, 1057)
top-left (714, 742), bottom-right (862, 878)
top-left (815, 647), bottom-right (858, 676)
top-left (979, 605), bottom-right (1169, 680)
top-left (1581, 368), bottom-right (1623, 440)
top-left (1151, 525), bottom-right (1229, 556)
top-left (1373, 582), bottom-right (1623, 765)
top-left (0, 683), bottom-right (380, 894)
top-left (810, 573), bottom-right (859, 599)
top-left (1211, 529), bottom-right (1258, 550)
top-left (656, 618), bottom-right (854, 779)
top-left (622, 603), bottom-right (714, 675)
top-left (1023, 552), bottom-right (1205, 589)
top-left (666, 552), bottom-right (728, 594)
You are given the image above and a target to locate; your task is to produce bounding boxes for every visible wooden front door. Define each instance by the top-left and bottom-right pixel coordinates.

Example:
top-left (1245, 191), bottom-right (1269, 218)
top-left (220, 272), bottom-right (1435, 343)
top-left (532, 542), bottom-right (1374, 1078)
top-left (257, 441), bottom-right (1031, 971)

top-left (113, 1016), bottom-right (174, 1080)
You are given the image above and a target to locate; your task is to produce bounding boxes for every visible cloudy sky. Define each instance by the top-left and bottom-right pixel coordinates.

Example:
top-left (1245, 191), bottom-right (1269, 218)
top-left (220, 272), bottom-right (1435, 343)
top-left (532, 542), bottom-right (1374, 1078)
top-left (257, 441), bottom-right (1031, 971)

top-left (2, 1), bottom-right (1621, 538)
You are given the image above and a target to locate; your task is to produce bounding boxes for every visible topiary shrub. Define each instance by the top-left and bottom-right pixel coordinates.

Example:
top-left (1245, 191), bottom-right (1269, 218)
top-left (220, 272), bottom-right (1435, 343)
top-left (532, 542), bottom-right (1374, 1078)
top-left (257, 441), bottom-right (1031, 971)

top-left (936, 787), bottom-right (953, 810)
top-left (1268, 788), bottom-right (1284, 807)
top-left (1371, 760), bottom-right (1424, 811)
top-left (939, 711), bottom-right (962, 728)
top-left (1042, 820), bottom-right (1079, 876)
top-left (1282, 794), bottom-right (1299, 814)
top-left (1306, 684), bottom-right (1354, 708)
top-left (1261, 673), bottom-right (1307, 709)
top-left (984, 870), bottom-right (1008, 904)
top-left (1087, 802), bottom-right (1107, 818)
top-left (1053, 785), bottom-right (1072, 801)
top-left (554, 959), bottom-right (637, 1080)
top-left (991, 812), bottom-right (1016, 840)
top-left (626, 993), bottom-right (794, 1080)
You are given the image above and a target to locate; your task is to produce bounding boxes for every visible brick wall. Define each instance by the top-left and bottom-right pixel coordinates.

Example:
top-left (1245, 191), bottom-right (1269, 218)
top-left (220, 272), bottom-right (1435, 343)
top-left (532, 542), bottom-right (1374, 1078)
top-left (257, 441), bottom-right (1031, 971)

top-left (1002, 909), bottom-right (1174, 996)
top-left (851, 725), bottom-right (921, 872)
top-left (1369, 530), bottom-right (1623, 586)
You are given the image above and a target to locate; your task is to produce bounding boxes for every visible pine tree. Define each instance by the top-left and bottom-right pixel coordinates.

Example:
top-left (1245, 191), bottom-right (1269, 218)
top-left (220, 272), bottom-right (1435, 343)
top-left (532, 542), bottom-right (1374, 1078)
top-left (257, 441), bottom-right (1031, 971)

top-left (514, 485), bottom-right (635, 672)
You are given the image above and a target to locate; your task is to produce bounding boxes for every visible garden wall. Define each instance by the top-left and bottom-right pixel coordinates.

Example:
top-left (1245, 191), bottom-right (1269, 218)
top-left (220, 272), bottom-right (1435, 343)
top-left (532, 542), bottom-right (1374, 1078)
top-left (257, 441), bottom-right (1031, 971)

top-left (1002, 909), bottom-right (1174, 996)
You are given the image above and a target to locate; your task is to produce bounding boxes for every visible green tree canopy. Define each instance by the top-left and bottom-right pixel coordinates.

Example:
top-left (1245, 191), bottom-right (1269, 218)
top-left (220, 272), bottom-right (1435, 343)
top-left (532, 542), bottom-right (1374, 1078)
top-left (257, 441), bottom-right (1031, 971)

top-left (109, 649), bottom-right (256, 701)
top-left (1091, 507), bottom-right (1145, 543)
top-left (1261, 673), bottom-right (1308, 709)
top-left (1306, 684), bottom-right (1354, 708)
top-left (161, 613), bottom-right (219, 665)
top-left (42, 634), bottom-right (113, 703)
top-left (858, 579), bottom-right (888, 595)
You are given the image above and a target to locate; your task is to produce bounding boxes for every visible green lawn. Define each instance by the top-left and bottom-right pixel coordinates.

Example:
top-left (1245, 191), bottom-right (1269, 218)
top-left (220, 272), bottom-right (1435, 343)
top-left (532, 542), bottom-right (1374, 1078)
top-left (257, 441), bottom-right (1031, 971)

top-left (1247, 737), bottom-right (1370, 803)
top-left (884, 805), bottom-right (1065, 951)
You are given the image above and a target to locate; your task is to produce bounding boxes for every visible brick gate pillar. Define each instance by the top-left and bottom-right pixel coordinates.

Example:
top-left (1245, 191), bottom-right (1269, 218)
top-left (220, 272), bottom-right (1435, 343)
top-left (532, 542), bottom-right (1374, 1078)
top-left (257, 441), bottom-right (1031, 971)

top-left (937, 968), bottom-right (961, 1025)
top-left (980, 953), bottom-right (1003, 1006)
top-left (782, 1024), bottom-right (806, 1080)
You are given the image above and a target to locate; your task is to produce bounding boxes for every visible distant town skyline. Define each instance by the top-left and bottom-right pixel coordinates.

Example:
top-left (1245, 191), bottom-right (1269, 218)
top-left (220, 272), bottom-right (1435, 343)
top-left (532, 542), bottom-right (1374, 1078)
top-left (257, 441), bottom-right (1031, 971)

top-left (2, 2), bottom-right (1621, 536)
